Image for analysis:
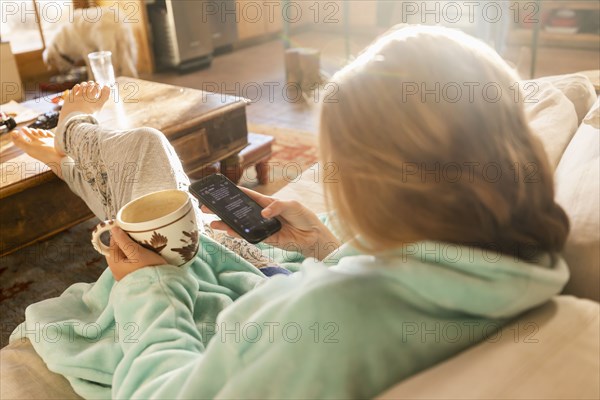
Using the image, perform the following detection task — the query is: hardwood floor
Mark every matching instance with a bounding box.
[144,31,375,135]
[145,30,598,138]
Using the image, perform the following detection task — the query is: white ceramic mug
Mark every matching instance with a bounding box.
[91,189,199,267]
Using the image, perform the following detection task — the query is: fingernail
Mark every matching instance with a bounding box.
[262,209,271,217]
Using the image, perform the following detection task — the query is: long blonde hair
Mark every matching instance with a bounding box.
[320,25,569,260]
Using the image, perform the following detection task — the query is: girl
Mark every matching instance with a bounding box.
[11,26,569,399]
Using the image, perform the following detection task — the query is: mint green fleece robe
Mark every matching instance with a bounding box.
[11,231,568,399]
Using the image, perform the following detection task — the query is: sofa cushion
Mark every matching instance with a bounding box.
[555,98,600,301]
[377,295,600,399]
[0,339,81,399]
[523,81,578,169]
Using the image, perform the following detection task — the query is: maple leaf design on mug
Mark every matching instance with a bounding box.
[141,231,168,253]
[171,224,200,262]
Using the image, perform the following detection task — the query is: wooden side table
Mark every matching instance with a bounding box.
[0,77,250,256]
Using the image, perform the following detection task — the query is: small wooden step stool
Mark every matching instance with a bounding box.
[221,132,274,184]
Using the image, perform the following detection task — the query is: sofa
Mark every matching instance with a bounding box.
[1,74,598,399]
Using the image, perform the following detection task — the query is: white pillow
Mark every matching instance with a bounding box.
[523,81,578,170]
[555,98,600,301]
[538,73,597,125]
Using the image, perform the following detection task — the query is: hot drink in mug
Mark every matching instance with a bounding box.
[91,189,199,266]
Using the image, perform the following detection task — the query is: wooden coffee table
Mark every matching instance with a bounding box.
[0,77,249,256]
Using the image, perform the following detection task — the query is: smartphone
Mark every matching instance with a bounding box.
[190,173,282,244]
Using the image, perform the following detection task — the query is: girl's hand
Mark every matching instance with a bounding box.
[205,187,341,260]
[106,227,167,281]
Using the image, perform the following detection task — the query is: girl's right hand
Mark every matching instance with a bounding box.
[205,187,341,261]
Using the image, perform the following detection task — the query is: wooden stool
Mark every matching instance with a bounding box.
[221,133,274,184]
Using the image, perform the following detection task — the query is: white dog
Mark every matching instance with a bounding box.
[43,7,138,78]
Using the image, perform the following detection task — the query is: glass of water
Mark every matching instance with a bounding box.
[88,51,116,87]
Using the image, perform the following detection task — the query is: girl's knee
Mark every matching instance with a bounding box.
[138,128,168,145]
[124,128,171,154]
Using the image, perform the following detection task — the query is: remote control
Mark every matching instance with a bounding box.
[28,111,60,130]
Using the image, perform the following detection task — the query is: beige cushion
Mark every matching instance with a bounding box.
[555,98,600,302]
[539,73,597,125]
[0,339,81,399]
[523,81,578,169]
[378,295,600,400]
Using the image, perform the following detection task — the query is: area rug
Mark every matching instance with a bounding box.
[0,125,318,346]
[242,123,318,195]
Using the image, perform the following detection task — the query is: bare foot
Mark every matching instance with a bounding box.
[57,81,111,127]
[11,128,65,179]
[56,81,111,155]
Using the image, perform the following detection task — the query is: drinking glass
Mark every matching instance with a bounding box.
[88,51,116,87]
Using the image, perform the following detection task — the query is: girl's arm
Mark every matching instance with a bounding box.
[110,262,351,399]
[106,227,343,398]
[111,266,210,398]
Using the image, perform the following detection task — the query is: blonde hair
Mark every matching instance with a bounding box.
[320,25,569,260]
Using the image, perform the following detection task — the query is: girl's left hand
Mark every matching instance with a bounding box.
[106,227,167,281]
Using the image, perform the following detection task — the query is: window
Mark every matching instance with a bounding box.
[0,0,78,54]
[0,0,44,53]
[36,0,79,48]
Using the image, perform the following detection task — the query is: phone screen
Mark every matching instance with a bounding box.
[190,174,281,243]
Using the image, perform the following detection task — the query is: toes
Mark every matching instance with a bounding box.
[67,84,81,101]
[21,127,37,141]
[10,131,29,146]
[20,127,52,140]
[82,82,99,101]
[99,86,111,103]
[78,83,90,100]
[39,129,53,138]
[30,128,45,138]
[78,82,88,97]
[90,84,100,99]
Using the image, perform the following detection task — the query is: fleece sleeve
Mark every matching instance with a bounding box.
[110,261,361,399]
[110,265,236,399]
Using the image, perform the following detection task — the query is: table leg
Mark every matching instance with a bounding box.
[220,154,243,183]
[256,158,270,185]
